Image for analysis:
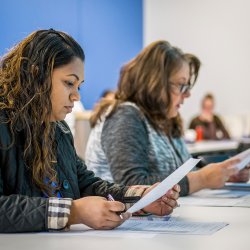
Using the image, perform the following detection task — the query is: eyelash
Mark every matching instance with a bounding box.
[65,81,74,87]
[64,80,81,91]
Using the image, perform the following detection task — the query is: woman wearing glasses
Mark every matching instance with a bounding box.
[85,40,248,196]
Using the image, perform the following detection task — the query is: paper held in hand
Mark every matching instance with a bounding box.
[230,148,250,170]
[126,158,200,214]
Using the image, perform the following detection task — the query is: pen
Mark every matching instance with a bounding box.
[107,194,124,219]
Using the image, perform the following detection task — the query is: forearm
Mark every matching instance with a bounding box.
[0,195,48,233]
[187,171,206,194]
[0,195,72,233]
[67,185,149,228]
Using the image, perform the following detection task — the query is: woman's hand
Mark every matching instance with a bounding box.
[67,196,130,230]
[142,184,180,216]
[228,165,250,183]
[200,158,239,189]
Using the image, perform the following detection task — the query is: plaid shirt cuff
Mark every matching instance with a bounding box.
[47,197,72,231]
[124,185,150,215]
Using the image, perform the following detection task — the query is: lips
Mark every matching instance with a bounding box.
[65,106,73,113]
[177,102,184,109]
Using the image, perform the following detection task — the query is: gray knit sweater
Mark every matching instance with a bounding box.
[85,102,191,196]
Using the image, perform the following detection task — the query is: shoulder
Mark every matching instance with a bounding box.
[213,114,223,123]
[104,102,146,131]
[102,102,148,137]
[108,102,144,122]
[189,116,200,127]
[190,116,200,123]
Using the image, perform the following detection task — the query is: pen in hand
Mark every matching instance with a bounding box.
[107,194,124,219]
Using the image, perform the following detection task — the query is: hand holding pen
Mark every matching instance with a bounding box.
[107,194,125,219]
[67,196,129,230]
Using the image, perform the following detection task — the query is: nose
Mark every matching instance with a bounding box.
[70,91,80,102]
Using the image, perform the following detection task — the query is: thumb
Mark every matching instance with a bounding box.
[108,201,125,212]
[121,212,132,220]
[224,157,241,167]
[226,166,239,176]
[143,182,160,196]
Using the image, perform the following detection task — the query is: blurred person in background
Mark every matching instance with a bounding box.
[85,41,249,196]
[189,93,230,140]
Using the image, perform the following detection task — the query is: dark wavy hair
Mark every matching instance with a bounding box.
[91,40,200,135]
[0,29,84,195]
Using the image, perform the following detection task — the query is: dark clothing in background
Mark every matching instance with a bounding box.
[189,115,230,140]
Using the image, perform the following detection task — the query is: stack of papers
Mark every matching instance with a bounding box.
[224,182,250,191]
[116,218,228,235]
[179,189,250,207]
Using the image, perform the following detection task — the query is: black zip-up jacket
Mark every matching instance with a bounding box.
[0,120,129,233]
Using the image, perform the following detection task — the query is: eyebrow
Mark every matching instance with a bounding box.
[67,74,84,83]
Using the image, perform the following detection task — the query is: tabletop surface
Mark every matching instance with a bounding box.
[1,205,249,250]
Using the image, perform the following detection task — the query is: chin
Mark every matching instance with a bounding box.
[168,112,178,119]
[58,116,66,121]
[50,115,66,122]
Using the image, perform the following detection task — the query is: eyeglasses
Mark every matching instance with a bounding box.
[169,82,193,95]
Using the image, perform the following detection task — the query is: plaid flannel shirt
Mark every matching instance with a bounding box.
[47,185,149,230]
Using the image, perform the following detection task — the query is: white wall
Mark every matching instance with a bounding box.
[144,0,250,136]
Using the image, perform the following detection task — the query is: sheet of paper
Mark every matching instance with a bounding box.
[191,188,250,198]
[179,196,240,207]
[234,196,250,207]
[117,219,228,235]
[126,158,200,213]
[231,148,250,170]
[224,182,250,190]
[179,194,250,207]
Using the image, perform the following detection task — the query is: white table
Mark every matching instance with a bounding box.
[1,205,249,250]
[187,140,239,155]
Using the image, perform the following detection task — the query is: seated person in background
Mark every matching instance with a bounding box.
[85,40,250,196]
[189,93,230,140]
[0,30,180,233]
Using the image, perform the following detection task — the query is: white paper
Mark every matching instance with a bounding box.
[127,158,200,213]
[234,196,250,207]
[179,196,240,207]
[231,148,250,170]
[192,188,250,198]
[224,182,250,190]
[179,194,250,207]
[114,219,228,235]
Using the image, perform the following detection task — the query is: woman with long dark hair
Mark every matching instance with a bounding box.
[0,30,179,233]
